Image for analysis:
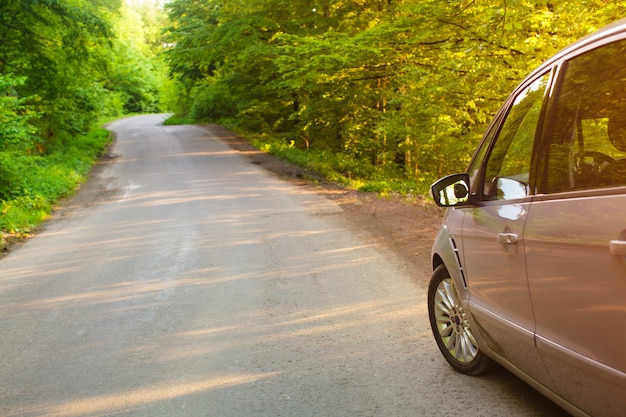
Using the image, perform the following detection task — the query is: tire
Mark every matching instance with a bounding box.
[428,264,493,375]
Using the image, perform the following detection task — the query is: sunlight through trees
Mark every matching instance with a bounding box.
[2,0,626,239]
[163,0,626,186]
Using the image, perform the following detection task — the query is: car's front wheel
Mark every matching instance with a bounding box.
[428,264,492,375]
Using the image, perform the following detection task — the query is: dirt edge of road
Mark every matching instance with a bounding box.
[205,124,444,288]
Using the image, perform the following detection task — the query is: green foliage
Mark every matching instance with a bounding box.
[108,3,166,113]
[0,127,112,235]
[0,0,169,149]
[248,134,430,195]
[163,114,194,126]
[109,40,160,113]
[0,0,114,144]
[0,195,51,235]
[0,0,171,238]
[0,152,25,200]
[0,75,40,152]
[164,0,626,193]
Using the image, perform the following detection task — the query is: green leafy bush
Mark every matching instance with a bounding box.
[0,127,112,237]
[0,195,50,234]
[249,134,432,195]
[0,75,40,152]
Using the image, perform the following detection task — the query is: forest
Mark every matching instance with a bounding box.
[163,0,626,191]
[1,0,625,244]
[0,0,172,242]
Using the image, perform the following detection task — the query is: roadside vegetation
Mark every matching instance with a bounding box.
[2,0,625,248]
[0,0,171,249]
[162,0,626,194]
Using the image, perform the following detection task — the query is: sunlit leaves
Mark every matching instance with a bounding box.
[164,0,626,186]
[0,75,40,152]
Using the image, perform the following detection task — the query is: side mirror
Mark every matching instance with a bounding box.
[431,173,470,207]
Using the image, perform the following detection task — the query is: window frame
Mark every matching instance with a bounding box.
[470,70,553,205]
[535,33,626,198]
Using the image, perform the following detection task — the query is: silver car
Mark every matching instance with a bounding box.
[429,19,626,417]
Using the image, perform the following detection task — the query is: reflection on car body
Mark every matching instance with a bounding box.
[429,18,626,417]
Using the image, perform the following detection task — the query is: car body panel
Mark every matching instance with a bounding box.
[524,193,626,415]
[460,201,554,388]
[432,209,466,288]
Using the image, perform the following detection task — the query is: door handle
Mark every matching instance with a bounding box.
[610,229,626,256]
[609,239,626,256]
[497,232,519,245]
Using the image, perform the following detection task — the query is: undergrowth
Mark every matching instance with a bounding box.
[247,134,432,197]
[0,127,112,250]
[164,114,433,198]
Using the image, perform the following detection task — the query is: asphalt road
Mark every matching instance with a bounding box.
[0,115,569,416]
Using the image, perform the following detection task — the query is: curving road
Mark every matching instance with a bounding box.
[0,115,568,416]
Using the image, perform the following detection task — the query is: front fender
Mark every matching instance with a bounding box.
[431,208,467,298]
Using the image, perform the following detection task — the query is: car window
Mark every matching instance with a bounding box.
[482,73,550,200]
[544,39,626,193]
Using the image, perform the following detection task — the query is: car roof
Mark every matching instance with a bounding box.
[522,18,626,85]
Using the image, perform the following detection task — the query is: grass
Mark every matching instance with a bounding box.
[163,114,195,126]
[0,126,112,250]
[247,134,433,197]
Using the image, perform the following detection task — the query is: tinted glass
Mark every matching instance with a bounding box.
[482,73,550,200]
[545,39,626,193]
[466,121,497,195]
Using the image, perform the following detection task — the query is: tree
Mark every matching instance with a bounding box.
[164,0,626,187]
[0,0,115,146]
[0,75,38,152]
[107,3,164,113]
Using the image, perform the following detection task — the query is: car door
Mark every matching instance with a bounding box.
[526,38,626,416]
[460,71,554,387]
